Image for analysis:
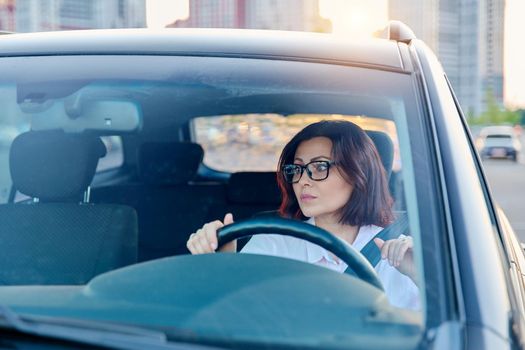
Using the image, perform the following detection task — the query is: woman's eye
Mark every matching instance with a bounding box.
[285,166,301,174]
[315,163,328,171]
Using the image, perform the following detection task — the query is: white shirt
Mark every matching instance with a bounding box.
[240,218,420,311]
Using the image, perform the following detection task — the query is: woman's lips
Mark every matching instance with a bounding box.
[300,194,317,202]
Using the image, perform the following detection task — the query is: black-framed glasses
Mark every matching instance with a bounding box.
[281,160,336,184]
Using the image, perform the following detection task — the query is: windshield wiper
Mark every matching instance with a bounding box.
[0,305,220,350]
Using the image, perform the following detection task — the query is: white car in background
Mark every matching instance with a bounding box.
[477,125,521,161]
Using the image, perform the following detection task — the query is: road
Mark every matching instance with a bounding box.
[470,126,525,242]
[483,158,525,241]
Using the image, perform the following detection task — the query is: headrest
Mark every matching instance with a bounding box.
[10,130,107,201]
[366,130,394,179]
[227,172,281,204]
[139,142,204,185]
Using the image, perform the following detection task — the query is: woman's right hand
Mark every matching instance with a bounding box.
[186,213,236,254]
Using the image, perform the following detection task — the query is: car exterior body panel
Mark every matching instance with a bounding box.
[412,41,515,347]
[0,29,405,71]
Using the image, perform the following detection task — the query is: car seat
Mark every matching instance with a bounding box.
[0,130,138,285]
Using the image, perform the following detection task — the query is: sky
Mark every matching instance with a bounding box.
[146,0,525,109]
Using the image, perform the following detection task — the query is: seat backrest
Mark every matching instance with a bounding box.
[365,130,394,179]
[220,171,281,220]
[138,142,204,186]
[2,130,138,285]
[203,171,281,251]
[365,130,405,208]
[92,142,225,261]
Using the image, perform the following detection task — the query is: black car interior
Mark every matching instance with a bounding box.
[3,119,399,284]
[90,126,396,260]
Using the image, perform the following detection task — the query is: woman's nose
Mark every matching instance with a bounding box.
[297,171,313,186]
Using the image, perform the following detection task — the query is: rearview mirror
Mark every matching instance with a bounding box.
[20,86,143,133]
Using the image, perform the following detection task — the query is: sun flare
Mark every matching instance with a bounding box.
[319,0,388,38]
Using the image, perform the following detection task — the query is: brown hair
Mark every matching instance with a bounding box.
[277,120,394,227]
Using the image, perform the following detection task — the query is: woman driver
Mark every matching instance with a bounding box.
[187,120,419,310]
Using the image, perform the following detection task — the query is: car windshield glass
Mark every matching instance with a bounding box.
[486,135,511,138]
[0,54,425,348]
[485,134,513,146]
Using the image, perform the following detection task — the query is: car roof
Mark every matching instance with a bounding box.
[480,125,515,136]
[0,28,408,72]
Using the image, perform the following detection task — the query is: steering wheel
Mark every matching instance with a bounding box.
[217,217,384,291]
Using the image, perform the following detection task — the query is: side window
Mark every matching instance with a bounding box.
[192,114,400,172]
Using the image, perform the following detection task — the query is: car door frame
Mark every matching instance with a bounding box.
[411,39,517,348]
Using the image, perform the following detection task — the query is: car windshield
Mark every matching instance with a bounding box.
[485,134,513,146]
[0,54,426,349]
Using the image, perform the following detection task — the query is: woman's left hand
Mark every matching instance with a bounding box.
[374,236,416,282]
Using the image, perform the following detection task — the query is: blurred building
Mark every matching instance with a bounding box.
[171,0,245,28]
[0,0,15,32]
[245,0,330,32]
[2,0,145,32]
[169,0,331,33]
[389,0,504,117]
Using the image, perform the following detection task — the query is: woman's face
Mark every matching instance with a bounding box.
[292,136,354,222]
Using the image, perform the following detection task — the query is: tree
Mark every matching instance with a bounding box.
[468,89,519,125]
